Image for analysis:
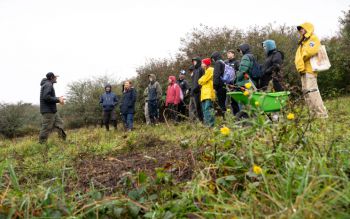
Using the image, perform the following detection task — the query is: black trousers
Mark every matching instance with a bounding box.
[193,93,203,121]
[230,97,240,115]
[167,104,179,121]
[259,73,284,92]
[216,87,227,113]
[103,111,117,130]
[177,101,187,120]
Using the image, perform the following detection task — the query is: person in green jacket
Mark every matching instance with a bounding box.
[235,43,256,88]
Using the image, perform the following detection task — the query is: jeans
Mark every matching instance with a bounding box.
[122,113,134,130]
[201,99,215,127]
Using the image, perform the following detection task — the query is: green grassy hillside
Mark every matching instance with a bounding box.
[0,97,349,218]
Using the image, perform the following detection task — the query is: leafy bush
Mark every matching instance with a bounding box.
[0,102,40,138]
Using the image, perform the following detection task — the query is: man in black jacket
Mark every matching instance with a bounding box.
[211,51,226,118]
[190,57,204,121]
[260,40,284,91]
[225,50,240,72]
[39,72,66,144]
[177,70,190,119]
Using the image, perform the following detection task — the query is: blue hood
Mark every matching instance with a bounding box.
[262,40,276,54]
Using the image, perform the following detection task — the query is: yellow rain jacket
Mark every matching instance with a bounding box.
[294,22,321,75]
[198,67,216,102]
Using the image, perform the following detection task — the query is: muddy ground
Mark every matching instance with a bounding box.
[71,133,203,193]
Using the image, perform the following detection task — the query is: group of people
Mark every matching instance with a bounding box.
[99,81,137,132]
[134,40,286,127]
[38,22,328,143]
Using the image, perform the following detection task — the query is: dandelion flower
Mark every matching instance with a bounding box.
[243,90,250,96]
[245,82,252,89]
[253,164,262,175]
[287,113,295,120]
[220,126,230,136]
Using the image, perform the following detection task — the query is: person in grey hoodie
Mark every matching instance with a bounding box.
[39,72,66,144]
[100,84,118,131]
[144,74,162,124]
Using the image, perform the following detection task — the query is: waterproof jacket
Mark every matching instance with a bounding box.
[191,57,204,96]
[295,22,320,75]
[40,78,59,114]
[120,87,137,114]
[166,76,181,106]
[235,44,254,87]
[262,49,283,76]
[100,86,118,112]
[177,79,190,97]
[146,74,162,101]
[211,52,225,90]
[198,67,216,102]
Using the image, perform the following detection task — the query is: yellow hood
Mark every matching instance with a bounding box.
[298,22,314,39]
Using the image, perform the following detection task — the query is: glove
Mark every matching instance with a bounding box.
[244,73,250,80]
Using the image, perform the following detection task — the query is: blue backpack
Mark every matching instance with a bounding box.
[247,54,263,80]
[219,60,236,84]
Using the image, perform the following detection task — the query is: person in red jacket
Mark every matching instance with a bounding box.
[165,75,182,121]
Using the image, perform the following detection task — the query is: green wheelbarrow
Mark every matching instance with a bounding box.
[227,91,290,112]
[227,91,290,120]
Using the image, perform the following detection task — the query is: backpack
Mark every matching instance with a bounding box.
[246,54,263,80]
[219,60,236,84]
[278,50,285,62]
[174,83,184,101]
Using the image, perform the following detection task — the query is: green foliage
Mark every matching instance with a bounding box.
[319,9,350,94]
[0,102,40,138]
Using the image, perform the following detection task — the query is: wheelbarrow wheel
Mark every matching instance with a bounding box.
[235,111,249,120]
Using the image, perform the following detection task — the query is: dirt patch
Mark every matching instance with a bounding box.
[71,143,200,193]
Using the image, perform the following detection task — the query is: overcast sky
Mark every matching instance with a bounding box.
[0,0,348,104]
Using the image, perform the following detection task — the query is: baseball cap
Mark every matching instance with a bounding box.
[46,72,59,79]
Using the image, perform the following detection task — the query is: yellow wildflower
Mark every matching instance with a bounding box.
[245,82,252,89]
[220,126,230,136]
[255,101,260,107]
[253,164,262,175]
[287,113,295,120]
[243,90,250,96]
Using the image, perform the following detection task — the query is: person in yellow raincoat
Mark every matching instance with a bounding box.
[198,58,216,127]
[295,22,328,118]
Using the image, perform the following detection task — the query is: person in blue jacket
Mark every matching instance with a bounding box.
[120,80,137,131]
[99,84,118,131]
